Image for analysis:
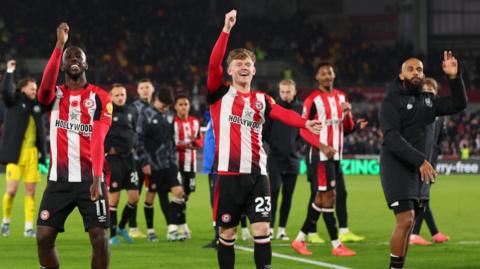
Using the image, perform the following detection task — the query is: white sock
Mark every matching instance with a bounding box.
[269,228,274,235]
[242,227,250,234]
[339,228,349,235]
[331,239,341,248]
[147,228,155,234]
[130,227,138,232]
[2,218,10,224]
[278,227,286,235]
[295,231,306,242]
[168,224,177,233]
[308,232,318,236]
[25,222,33,231]
[179,224,190,233]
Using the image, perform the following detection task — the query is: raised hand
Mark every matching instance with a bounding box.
[442,50,458,79]
[56,22,69,49]
[223,10,237,33]
[6,60,16,73]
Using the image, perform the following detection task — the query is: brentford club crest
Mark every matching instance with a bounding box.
[255,100,264,110]
[40,210,50,221]
[83,98,95,109]
[222,213,231,223]
[71,100,80,108]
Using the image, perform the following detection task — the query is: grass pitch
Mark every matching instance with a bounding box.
[0,173,478,268]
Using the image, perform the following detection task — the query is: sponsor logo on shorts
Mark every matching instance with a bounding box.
[221,214,231,223]
[390,201,400,207]
[40,210,50,220]
[150,183,157,190]
[111,182,118,188]
[261,211,269,218]
[330,180,336,187]
[98,215,107,223]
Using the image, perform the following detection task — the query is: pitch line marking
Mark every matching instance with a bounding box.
[235,246,353,269]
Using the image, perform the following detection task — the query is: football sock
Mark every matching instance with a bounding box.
[128,202,138,228]
[254,235,272,269]
[2,193,13,222]
[322,209,339,241]
[295,231,306,242]
[24,195,35,226]
[144,202,154,229]
[169,198,185,225]
[240,215,247,228]
[390,254,405,269]
[301,203,322,234]
[109,205,118,237]
[119,203,136,229]
[218,236,235,269]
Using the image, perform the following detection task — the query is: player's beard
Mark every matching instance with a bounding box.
[404,77,424,93]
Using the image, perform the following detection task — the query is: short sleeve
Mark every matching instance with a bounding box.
[94,89,113,126]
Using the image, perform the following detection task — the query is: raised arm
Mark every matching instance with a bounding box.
[207,10,236,92]
[1,60,18,107]
[434,51,467,116]
[38,23,69,105]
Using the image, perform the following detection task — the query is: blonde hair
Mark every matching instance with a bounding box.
[424,77,438,94]
[227,48,256,65]
[278,79,296,87]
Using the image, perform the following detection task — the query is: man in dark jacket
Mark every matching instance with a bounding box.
[136,88,186,242]
[409,77,450,246]
[105,84,139,246]
[265,79,303,241]
[1,60,47,238]
[379,51,467,269]
[128,78,154,238]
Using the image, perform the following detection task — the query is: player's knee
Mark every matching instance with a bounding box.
[397,215,415,230]
[251,222,270,236]
[128,196,139,205]
[172,187,185,199]
[89,229,108,249]
[219,227,237,240]
[37,231,55,249]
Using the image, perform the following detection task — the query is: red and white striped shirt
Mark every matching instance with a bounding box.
[301,89,354,161]
[46,85,112,182]
[37,48,112,183]
[174,116,203,172]
[207,32,308,176]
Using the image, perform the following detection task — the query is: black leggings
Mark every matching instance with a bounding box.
[269,173,298,228]
[412,200,439,236]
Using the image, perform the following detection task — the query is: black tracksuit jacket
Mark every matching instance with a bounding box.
[379,75,467,204]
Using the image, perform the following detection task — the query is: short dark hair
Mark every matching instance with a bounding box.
[17,78,36,91]
[174,93,191,104]
[110,83,125,92]
[153,87,174,106]
[315,61,334,73]
[137,78,153,85]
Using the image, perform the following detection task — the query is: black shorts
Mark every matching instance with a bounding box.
[307,160,339,192]
[214,174,271,228]
[388,199,425,215]
[146,166,181,193]
[106,154,139,192]
[179,171,196,195]
[37,181,109,232]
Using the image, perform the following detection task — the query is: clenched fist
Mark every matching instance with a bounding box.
[56,22,69,48]
[223,10,237,33]
[6,60,16,73]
